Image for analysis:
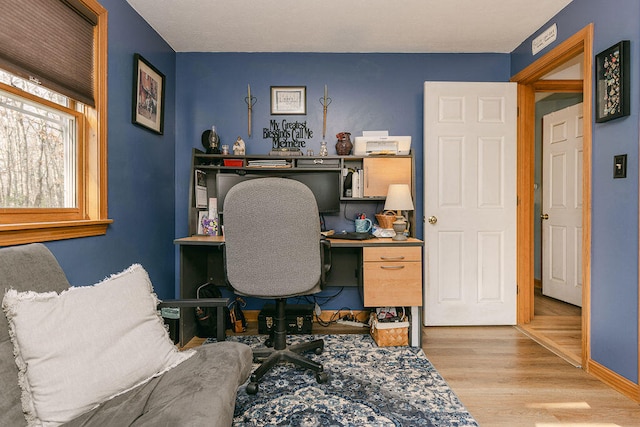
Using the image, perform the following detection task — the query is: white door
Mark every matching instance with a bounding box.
[541,103,583,307]
[423,82,517,326]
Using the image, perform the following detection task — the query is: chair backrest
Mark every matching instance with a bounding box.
[0,243,71,426]
[223,177,322,298]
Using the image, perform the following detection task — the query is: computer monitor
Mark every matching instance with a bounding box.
[291,172,341,214]
[215,172,341,215]
[215,173,253,213]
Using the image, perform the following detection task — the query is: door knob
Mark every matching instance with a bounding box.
[540,213,549,220]
[428,216,438,225]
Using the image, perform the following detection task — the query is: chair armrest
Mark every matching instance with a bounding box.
[158,298,229,342]
[158,298,229,308]
[320,238,331,284]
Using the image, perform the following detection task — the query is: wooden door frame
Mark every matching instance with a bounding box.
[511,24,593,368]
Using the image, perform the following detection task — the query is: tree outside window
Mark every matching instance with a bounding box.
[0,71,77,209]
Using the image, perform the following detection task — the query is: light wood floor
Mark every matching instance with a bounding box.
[423,292,640,425]
[517,288,582,366]
[423,326,640,426]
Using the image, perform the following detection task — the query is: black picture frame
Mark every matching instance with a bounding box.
[132,53,165,134]
[270,86,307,115]
[595,40,630,123]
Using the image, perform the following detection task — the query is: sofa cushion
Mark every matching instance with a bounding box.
[2,264,195,426]
[64,341,253,427]
[0,243,72,427]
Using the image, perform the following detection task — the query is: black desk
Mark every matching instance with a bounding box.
[174,235,423,347]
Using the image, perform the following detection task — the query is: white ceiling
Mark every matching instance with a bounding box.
[126,0,573,53]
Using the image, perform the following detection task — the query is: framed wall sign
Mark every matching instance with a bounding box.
[132,53,165,134]
[595,40,630,123]
[270,86,306,115]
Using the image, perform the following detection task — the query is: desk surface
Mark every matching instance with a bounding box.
[174,235,423,247]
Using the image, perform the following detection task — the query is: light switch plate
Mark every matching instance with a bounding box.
[614,154,627,179]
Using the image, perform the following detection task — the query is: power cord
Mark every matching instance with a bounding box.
[297,288,344,307]
[315,307,373,328]
[294,291,373,327]
[313,306,352,327]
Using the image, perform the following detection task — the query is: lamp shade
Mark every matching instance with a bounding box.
[383,184,414,211]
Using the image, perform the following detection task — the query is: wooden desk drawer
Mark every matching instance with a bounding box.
[363,246,421,262]
[363,261,422,307]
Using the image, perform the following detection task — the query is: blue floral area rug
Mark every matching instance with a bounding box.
[207,334,478,427]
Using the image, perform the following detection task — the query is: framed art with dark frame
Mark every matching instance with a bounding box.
[595,40,630,123]
[132,53,165,134]
[270,86,306,115]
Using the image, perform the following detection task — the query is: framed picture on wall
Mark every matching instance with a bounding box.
[270,86,306,115]
[595,40,630,123]
[132,53,165,134]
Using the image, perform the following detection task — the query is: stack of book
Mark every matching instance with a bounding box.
[351,168,364,198]
[246,159,292,168]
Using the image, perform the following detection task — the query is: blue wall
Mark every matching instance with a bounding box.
[175,53,510,309]
[44,0,178,299]
[513,0,640,382]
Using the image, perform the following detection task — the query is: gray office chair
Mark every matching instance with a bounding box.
[222,177,331,394]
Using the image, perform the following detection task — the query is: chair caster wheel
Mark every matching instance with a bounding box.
[246,382,259,395]
[265,339,273,348]
[316,372,329,384]
[314,347,323,355]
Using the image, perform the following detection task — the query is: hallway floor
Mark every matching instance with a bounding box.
[517,288,582,366]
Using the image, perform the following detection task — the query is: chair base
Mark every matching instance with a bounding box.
[245,298,328,395]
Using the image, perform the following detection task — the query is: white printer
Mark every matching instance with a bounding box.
[353,132,411,156]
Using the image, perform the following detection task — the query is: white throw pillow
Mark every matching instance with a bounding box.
[2,264,195,427]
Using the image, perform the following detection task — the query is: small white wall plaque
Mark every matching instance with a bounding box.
[532,24,557,55]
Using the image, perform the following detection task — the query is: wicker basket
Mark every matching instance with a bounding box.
[375,211,396,229]
[369,313,409,347]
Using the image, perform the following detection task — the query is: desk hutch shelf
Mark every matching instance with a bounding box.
[188,148,416,236]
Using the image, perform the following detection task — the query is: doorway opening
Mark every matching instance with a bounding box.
[512,24,593,368]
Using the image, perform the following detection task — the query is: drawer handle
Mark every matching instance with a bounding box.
[314,159,324,164]
[380,265,405,270]
[380,256,405,260]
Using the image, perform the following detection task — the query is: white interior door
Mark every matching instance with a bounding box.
[541,103,583,307]
[423,82,517,326]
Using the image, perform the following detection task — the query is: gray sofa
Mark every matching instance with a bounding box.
[0,243,252,426]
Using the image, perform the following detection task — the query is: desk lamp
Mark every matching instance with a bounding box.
[383,184,414,241]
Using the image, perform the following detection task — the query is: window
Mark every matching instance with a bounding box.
[0,73,78,209]
[0,0,111,246]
